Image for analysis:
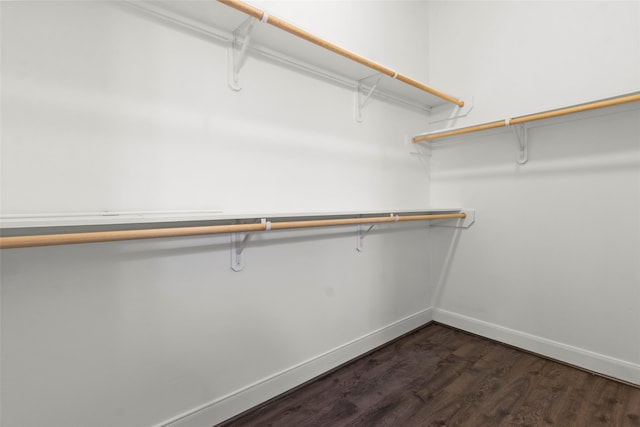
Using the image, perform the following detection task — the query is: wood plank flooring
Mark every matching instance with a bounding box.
[218,323,640,426]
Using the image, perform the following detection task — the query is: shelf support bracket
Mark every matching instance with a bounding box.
[430,209,476,229]
[428,97,474,125]
[355,74,383,122]
[509,122,528,165]
[230,231,251,271]
[355,214,398,251]
[356,224,375,252]
[408,135,432,158]
[230,219,270,272]
[228,16,258,91]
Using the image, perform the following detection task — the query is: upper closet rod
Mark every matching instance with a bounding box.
[413,92,640,143]
[0,212,466,249]
[217,0,464,107]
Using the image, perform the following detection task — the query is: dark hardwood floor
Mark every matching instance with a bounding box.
[218,323,640,426]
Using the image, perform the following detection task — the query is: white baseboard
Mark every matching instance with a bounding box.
[159,308,433,427]
[433,308,640,386]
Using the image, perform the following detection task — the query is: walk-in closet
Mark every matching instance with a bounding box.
[1,1,639,426]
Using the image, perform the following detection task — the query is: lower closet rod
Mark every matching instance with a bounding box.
[0,212,466,249]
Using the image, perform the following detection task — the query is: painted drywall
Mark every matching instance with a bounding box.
[0,1,433,215]
[251,0,431,81]
[1,225,434,427]
[0,2,438,427]
[427,0,640,123]
[427,0,640,384]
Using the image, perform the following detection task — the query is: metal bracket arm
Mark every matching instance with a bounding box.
[355,224,375,252]
[408,135,432,158]
[429,209,476,229]
[507,121,528,165]
[428,96,474,125]
[230,219,270,272]
[230,232,251,271]
[355,73,383,122]
[228,16,258,91]
[355,214,398,251]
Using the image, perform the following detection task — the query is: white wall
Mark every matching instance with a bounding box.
[0,2,437,427]
[427,0,640,122]
[427,0,640,384]
[0,1,432,215]
[253,0,431,82]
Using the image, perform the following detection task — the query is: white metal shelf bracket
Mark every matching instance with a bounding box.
[355,224,375,252]
[507,120,528,164]
[230,219,270,271]
[408,135,432,158]
[430,209,476,229]
[428,97,474,125]
[356,214,398,251]
[355,74,383,122]
[230,231,250,271]
[228,16,258,91]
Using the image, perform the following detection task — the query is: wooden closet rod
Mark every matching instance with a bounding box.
[413,92,640,143]
[0,213,466,249]
[217,0,464,107]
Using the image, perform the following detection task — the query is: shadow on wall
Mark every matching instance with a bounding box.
[429,224,465,309]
